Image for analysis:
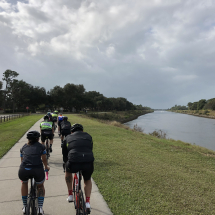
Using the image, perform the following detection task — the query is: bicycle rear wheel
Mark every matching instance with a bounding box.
[46,139,50,160]
[26,197,31,215]
[80,189,87,215]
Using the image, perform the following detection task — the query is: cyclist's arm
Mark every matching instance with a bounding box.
[20,148,23,162]
[41,154,49,170]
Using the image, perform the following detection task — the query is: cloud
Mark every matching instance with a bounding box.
[0,0,215,108]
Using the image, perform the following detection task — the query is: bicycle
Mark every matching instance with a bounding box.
[63,165,89,215]
[26,171,48,215]
[45,138,50,160]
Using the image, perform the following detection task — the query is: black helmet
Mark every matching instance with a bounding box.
[44,115,49,120]
[71,123,83,132]
[27,130,40,140]
[63,116,68,121]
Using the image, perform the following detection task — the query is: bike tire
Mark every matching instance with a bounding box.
[31,199,37,215]
[46,139,49,160]
[80,189,87,215]
[26,197,31,215]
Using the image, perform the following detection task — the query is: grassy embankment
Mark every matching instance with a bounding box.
[170,109,215,119]
[68,114,215,215]
[0,114,43,159]
[1,114,215,214]
[87,110,153,123]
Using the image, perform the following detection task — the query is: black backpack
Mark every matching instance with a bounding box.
[61,121,71,131]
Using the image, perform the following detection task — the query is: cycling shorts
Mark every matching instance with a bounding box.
[58,121,63,127]
[65,161,94,181]
[41,130,53,142]
[18,167,45,184]
[61,130,70,137]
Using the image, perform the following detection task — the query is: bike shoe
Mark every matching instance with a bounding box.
[86,202,91,214]
[22,206,26,214]
[49,146,52,153]
[38,207,44,215]
[67,195,73,202]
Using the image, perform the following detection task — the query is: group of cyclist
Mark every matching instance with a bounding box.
[18,110,94,215]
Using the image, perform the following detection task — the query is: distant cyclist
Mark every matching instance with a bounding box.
[58,113,64,136]
[60,116,71,144]
[40,115,54,152]
[51,110,58,130]
[18,130,50,215]
[62,123,94,213]
[47,112,53,122]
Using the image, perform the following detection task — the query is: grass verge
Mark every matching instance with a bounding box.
[68,114,215,215]
[0,114,43,158]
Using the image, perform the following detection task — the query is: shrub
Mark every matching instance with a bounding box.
[133,124,144,132]
[149,129,167,139]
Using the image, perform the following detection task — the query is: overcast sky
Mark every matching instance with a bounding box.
[0,0,215,109]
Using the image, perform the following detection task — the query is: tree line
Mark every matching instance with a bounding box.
[170,98,215,111]
[0,69,151,113]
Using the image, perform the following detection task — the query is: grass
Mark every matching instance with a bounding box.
[0,114,43,158]
[67,114,215,215]
[172,109,215,118]
[2,114,215,214]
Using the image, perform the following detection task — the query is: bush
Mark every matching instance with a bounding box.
[133,124,144,132]
[149,130,167,139]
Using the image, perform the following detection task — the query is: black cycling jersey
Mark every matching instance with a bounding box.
[62,131,94,163]
[20,142,46,168]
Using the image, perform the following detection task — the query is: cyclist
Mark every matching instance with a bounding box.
[47,112,53,122]
[62,123,94,213]
[18,130,50,215]
[58,113,64,136]
[51,110,58,130]
[40,115,54,152]
[60,116,71,144]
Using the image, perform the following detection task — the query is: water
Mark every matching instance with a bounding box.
[125,111,215,151]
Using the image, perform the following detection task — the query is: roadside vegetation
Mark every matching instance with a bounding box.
[0,114,43,158]
[69,114,215,214]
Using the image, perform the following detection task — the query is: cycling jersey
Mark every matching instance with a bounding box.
[58,115,64,122]
[40,121,53,130]
[62,131,94,163]
[20,142,46,168]
[61,121,71,131]
[52,113,58,122]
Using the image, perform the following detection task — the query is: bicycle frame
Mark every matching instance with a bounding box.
[73,171,87,215]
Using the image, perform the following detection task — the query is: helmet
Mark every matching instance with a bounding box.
[47,112,52,117]
[44,115,49,120]
[54,110,58,113]
[27,130,40,140]
[71,123,83,132]
[63,116,68,121]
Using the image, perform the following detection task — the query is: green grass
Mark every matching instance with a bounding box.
[0,114,43,158]
[67,114,215,215]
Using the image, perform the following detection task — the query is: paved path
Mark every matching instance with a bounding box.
[0,118,113,215]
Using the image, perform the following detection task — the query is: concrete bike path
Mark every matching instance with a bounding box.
[0,118,113,215]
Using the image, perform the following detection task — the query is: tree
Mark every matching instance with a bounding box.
[2,69,19,112]
[0,81,3,108]
[197,99,206,110]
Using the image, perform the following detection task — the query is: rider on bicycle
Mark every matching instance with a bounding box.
[40,115,54,152]
[60,116,71,144]
[18,130,50,215]
[58,113,64,136]
[51,110,58,128]
[62,123,94,213]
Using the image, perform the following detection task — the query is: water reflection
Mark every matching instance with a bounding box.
[125,111,215,151]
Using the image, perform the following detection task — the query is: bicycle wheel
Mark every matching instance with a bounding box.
[26,197,31,215]
[80,189,87,215]
[46,139,49,160]
[31,199,37,215]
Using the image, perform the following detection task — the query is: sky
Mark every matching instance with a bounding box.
[0,0,215,109]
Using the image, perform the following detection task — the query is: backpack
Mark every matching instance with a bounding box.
[61,121,71,131]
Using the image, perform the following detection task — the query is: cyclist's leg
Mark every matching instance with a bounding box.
[40,131,46,145]
[48,132,54,152]
[34,168,45,214]
[18,167,29,213]
[82,162,94,211]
